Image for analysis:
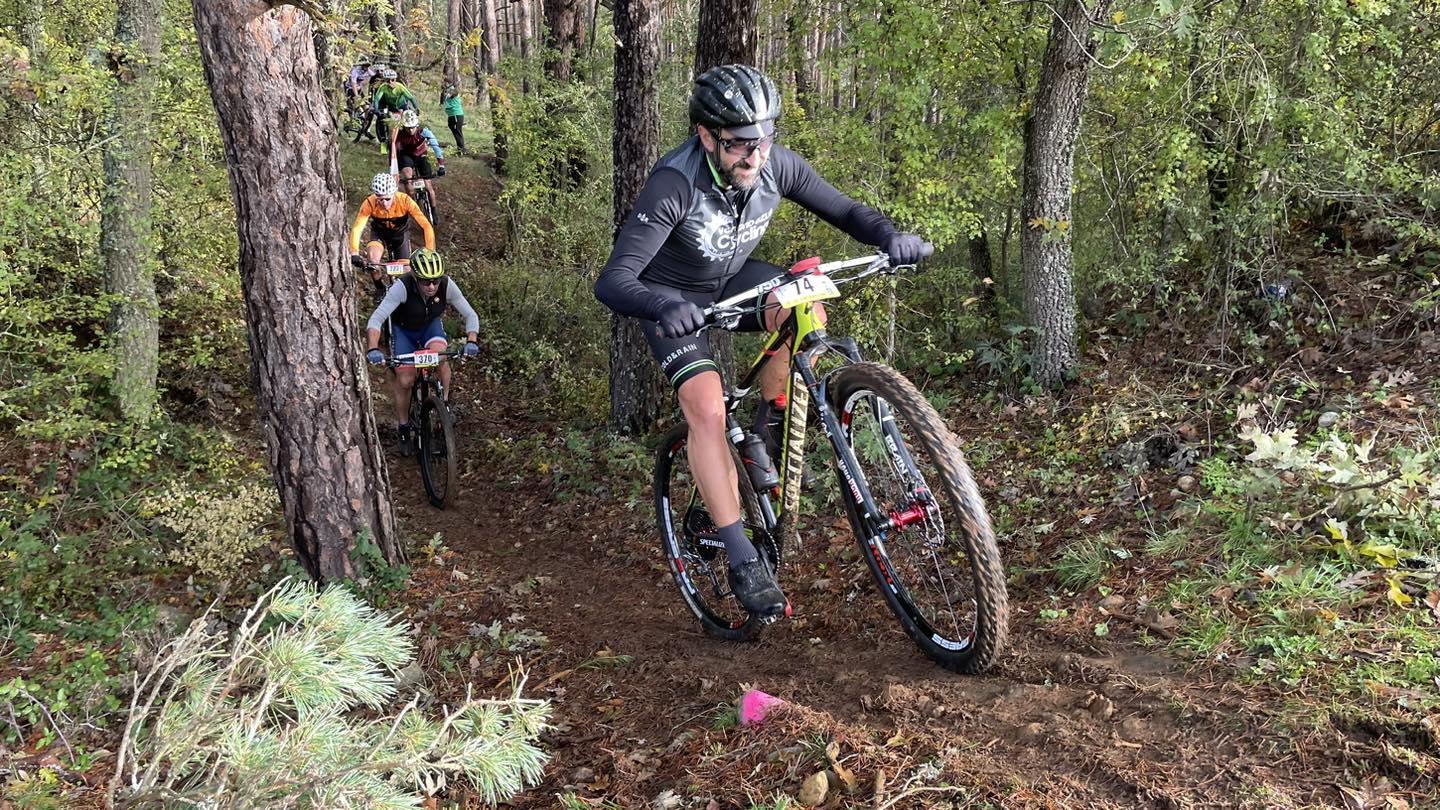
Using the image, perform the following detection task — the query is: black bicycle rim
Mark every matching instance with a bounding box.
[418,394,457,508]
[655,424,775,641]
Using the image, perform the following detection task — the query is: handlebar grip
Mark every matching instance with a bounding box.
[919,241,935,259]
[350,254,366,268]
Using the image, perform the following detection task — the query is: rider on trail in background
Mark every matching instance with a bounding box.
[390,109,446,223]
[365,249,480,454]
[349,172,436,298]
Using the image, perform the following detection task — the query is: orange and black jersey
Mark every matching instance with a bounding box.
[348,192,436,252]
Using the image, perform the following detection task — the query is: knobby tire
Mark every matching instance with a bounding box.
[830,362,1008,674]
[656,422,779,641]
[418,392,457,508]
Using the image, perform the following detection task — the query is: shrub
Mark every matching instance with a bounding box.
[142,480,280,581]
[111,579,550,808]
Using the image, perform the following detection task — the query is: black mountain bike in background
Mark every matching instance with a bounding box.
[386,349,460,508]
[655,250,1009,674]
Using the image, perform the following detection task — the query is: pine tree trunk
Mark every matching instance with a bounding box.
[21,0,44,64]
[445,0,463,89]
[694,0,757,73]
[609,0,666,435]
[483,0,502,68]
[543,0,582,82]
[103,0,161,424]
[191,0,401,582]
[312,0,341,112]
[388,0,407,69]
[518,0,533,92]
[1020,0,1111,389]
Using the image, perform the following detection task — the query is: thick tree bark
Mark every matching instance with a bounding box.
[482,0,502,69]
[191,0,401,581]
[312,0,341,112]
[543,0,583,82]
[445,0,463,89]
[1020,0,1112,389]
[104,0,162,424]
[387,0,407,69]
[694,0,757,73]
[609,0,666,435]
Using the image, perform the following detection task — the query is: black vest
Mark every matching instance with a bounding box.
[395,275,448,330]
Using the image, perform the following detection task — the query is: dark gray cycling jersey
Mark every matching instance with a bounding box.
[594,136,898,321]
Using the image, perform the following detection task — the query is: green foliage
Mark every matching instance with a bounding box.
[142,480,279,581]
[113,579,550,808]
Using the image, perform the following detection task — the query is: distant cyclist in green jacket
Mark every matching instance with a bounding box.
[372,69,418,153]
[441,83,467,154]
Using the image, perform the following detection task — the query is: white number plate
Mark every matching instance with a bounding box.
[385,262,407,276]
[773,274,840,308]
[411,179,426,189]
[411,351,440,367]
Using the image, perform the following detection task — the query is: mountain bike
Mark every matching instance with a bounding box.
[655,251,1009,674]
[344,103,377,143]
[386,348,461,508]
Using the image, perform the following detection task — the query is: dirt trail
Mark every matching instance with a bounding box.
[363,144,1368,809]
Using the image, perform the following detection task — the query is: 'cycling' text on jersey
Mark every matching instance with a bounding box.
[697,209,776,262]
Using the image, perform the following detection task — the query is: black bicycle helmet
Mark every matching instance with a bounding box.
[689,64,781,131]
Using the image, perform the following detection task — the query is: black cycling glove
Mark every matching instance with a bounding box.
[884,234,931,265]
[655,300,706,339]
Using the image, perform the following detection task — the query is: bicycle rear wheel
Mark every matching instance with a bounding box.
[656,422,779,641]
[830,362,1008,674]
[418,391,457,508]
[416,186,436,226]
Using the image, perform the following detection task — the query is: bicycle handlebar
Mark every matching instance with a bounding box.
[384,349,466,368]
[699,244,933,330]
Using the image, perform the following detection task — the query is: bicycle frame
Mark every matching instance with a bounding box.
[708,254,908,547]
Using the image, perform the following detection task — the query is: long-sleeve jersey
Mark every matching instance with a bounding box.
[348,192,436,253]
[594,136,898,321]
[373,82,417,114]
[367,276,481,334]
[393,126,444,160]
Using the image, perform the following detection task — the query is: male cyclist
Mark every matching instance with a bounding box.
[372,69,417,153]
[593,64,928,617]
[390,110,446,223]
[365,249,480,454]
[349,172,436,299]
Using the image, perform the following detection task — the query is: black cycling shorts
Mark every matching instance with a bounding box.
[641,258,785,390]
[397,152,437,178]
[366,227,411,260]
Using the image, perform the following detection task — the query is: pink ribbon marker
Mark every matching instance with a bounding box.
[739,689,786,726]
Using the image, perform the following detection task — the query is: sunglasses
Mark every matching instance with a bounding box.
[417,277,443,286]
[377,195,395,204]
[710,128,777,157]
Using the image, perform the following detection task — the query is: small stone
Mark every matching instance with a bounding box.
[394,662,424,688]
[797,771,829,806]
[811,578,832,590]
[1084,692,1116,721]
[1177,474,1197,493]
[651,790,681,810]
[1118,716,1147,741]
[1097,594,1125,612]
[571,766,595,783]
[1018,722,1046,742]
[1318,410,1341,428]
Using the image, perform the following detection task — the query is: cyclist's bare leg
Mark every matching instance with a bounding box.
[676,370,740,527]
[429,339,451,401]
[394,366,417,425]
[366,240,386,283]
[399,166,415,196]
[758,297,827,402]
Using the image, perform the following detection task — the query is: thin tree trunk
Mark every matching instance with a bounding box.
[609,0,666,434]
[1021,0,1113,388]
[21,0,44,64]
[445,0,463,89]
[483,0,502,69]
[386,0,405,67]
[191,0,401,581]
[104,0,162,424]
[518,0,533,92]
[313,0,341,112]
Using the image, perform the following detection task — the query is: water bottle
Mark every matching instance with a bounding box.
[739,432,780,490]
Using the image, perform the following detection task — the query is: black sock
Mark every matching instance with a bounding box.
[718,519,758,568]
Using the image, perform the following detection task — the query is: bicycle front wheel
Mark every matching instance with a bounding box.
[418,392,457,508]
[830,363,1008,674]
[656,423,778,641]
